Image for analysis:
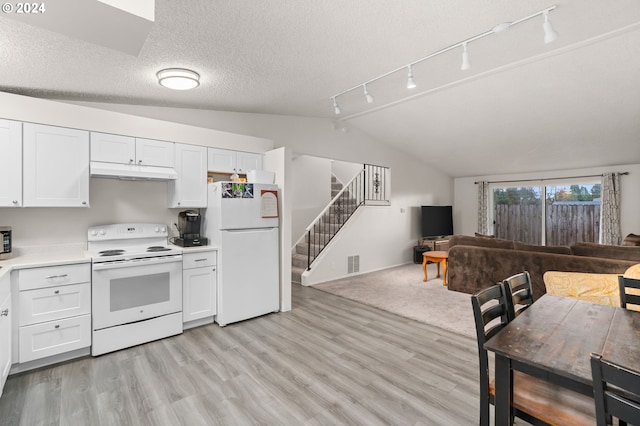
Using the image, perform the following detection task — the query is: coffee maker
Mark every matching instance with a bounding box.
[174,210,208,247]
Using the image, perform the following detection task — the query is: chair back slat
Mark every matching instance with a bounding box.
[618,276,640,310]
[591,353,640,426]
[503,271,534,320]
[471,283,512,426]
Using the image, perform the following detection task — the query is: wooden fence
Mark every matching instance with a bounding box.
[494,204,600,245]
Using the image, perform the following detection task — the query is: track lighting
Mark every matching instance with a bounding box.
[332,97,341,115]
[461,43,471,71]
[363,84,374,103]
[543,11,558,44]
[330,5,557,115]
[406,65,417,89]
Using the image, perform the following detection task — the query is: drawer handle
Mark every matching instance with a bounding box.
[45,274,68,280]
[0,309,8,317]
[194,258,207,262]
[54,290,60,294]
[54,324,60,329]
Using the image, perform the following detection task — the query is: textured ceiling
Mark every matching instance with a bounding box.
[0,0,639,177]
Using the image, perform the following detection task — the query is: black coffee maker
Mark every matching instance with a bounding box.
[175,210,208,247]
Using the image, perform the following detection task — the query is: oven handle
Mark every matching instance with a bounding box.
[92,255,183,271]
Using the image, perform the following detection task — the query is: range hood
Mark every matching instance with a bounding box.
[90,162,178,181]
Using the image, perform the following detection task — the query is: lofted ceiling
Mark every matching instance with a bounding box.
[0,0,639,177]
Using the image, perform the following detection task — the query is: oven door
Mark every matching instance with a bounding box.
[92,256,182,330]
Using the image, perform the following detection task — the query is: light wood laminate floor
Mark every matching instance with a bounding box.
[1,284,488,425]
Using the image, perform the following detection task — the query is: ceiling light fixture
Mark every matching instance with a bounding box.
[332,97,341,115]
[543,10,559,44]
[461,42,471,71]
[157,68,200,90]
[406,65,417,89]
[363,84,374,103]
[330,5,557,115]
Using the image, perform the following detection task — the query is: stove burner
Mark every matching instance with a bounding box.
[99,249,126,257]
[147,246,170,252]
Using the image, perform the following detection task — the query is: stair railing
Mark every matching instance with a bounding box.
[305,164,390,271]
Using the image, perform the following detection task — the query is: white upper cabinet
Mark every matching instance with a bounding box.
[207,148,263,174]
[135,138,174,167]
[0,119,22,207]
[91,132,174,167]
[236,152,263,173]
[23,123,89,207]
[169,143,207,208]
[90,132,135,164]
[207,148,236,173]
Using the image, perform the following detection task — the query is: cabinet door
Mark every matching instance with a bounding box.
[236,152,263,173]
[135,138,174,167]
[0,119,22,207]
[183,266,216,322]
[0,280,11,397]
[23,123,90,207]
[90,132,135,164]
[207,148,236,173]
[169,144,207,208]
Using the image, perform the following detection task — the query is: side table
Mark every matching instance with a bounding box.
[422,250,449,285]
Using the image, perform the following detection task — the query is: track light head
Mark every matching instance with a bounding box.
[332,97,341,115]
[461,43,471,71]
[492,22,511,33]
[543,11,558,44]
[406,65,417,89]
[363,84,374,103]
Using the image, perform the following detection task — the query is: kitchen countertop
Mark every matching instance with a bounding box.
[0,244,218,280]
[0,244,91,280]
[170,244,218,253]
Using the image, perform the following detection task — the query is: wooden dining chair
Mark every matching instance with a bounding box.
[502,271,534,320]
[472,284,596,426]
[590,353,640,426]
[618,275,640,311]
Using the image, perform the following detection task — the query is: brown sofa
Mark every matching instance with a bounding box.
[447,235,640,300]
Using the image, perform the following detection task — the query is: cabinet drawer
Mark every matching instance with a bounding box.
[18,263,90,291]
[19,282,91,326]
[183,251,216,269]
[19,314,91,363]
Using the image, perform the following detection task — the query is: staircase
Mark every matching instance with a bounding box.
[291,164,389,285]
[291,176,348,284]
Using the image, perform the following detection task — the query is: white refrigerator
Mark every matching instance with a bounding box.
[203,182,280,326]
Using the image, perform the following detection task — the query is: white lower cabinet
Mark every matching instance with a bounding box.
[16,263,91,365]
[0,273,11,397]
[182,250,217,326]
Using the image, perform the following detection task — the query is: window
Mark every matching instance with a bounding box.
[491,180,601,245]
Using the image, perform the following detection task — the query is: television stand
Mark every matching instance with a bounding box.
[418,236,450,252]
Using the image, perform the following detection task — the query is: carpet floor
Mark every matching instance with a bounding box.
[311,262,476,338]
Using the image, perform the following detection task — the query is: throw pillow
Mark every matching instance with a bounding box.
[622,233,640,246]
[543,271,620,306]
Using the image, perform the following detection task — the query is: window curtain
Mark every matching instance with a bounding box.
[601,173,621,245]
[477,181,490,235]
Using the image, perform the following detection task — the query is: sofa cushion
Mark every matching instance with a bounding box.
[570,242,640,262]
[448,234,514,250]
[513,241,572,255]
[622,233,640,246]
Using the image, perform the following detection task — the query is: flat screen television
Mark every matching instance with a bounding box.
[421,205,453,238]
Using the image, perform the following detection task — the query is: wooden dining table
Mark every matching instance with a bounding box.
[484,294,640,426]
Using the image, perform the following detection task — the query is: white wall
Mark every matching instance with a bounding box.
[2,178,181,246]
[454,164,640,239]
[331,160,362,186]
[67,102,454,282]
[292,156,332,245]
